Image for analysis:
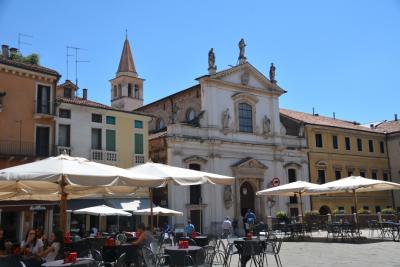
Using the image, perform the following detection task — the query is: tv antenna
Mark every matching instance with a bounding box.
[18,33,33,53]
[66,46,90,88]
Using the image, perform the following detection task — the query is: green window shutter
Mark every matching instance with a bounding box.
[106,130,116,151]
[134,133,143,154]
[134,120,143,128]
[106,116,116,125]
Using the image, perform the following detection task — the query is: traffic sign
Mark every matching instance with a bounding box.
[272,177,280,187]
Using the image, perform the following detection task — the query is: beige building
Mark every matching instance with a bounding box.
[375,115,400,211]
[281,109,392,214]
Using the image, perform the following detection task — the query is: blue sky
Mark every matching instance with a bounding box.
[1,0,399,123]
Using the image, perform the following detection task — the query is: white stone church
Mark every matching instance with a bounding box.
[113,37,309,234]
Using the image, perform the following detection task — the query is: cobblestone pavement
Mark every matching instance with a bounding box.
[223,230,400,267]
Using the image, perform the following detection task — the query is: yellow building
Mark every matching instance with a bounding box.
[281,109,392,214]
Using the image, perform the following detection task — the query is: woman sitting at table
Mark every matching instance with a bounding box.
[38,230,63,262]
[20,229,44,257]
[132,223,154,248]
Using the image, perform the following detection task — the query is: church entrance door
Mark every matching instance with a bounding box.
[240,181,255,217]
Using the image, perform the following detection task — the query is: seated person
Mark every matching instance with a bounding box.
[132,223,154,248]
[38,230,63,262]
[90,226,98,237]
[184,220,195,237]
[20,229,44,257]
[0,229,5,255]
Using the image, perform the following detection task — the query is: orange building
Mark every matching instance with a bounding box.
[0,45,60,169]
[0,44,60,240]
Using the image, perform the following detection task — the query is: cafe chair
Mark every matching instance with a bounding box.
[79,248,103,261]
[142,246,170,267]
[109,252,126,267]
[263,235,282,267]
[188,238,198,246]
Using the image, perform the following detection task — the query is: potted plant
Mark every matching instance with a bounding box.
[381,208,395,215]
[276,211,287,222]
[305,210,320,217]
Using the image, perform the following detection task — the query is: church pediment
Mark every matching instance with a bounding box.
[202,63,286,95]
[232,157,267,169]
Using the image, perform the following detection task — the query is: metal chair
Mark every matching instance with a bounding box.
[78,248,103,261]
[263,235,283,267]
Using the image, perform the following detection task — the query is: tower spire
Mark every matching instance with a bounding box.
[117,35,137,77]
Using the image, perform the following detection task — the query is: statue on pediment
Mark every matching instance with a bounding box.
[208,48,216,70]
[269,63,276,83]
[171,103,180,124]
[238,38,247,63]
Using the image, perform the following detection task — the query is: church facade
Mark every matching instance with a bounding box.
[135,41,309,234]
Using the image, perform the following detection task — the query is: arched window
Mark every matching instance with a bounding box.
[128,83,132,97]
[118,84,122,97]
[186,109,196,121]
[113,86,117,98]
[238,103,253,133]
[134,84,139,98]
[157,119,165,130]
[288,168,297,183]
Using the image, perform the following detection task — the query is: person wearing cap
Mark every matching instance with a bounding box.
[222,217,232,238]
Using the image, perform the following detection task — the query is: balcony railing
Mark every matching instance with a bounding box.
[134,154,145,165]
[91,149,117,165]
[33,100,56,118]
[0,140,55,157]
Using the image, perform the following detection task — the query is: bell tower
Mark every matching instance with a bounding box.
[110,35,144,111]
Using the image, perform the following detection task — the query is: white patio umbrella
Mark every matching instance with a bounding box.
[127,161,235,230]
[256,181,322,221]
[0,154,164,232]
[74,204,132,216]
[133,206,183,216]
[133,206,183,228]
[305,176,400,222]
[73,205,131,232]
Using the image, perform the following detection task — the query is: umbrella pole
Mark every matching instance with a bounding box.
[60,175,68,234]
[117,215,119,233]
[299,192,304,223]
[149,188,154,232]
[353,189,358,224]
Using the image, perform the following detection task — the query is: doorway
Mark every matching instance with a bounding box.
[240,182,255,217]
[189,209,202,233]
[36,126,50,157]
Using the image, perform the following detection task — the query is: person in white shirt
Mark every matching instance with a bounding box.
[39,230,63,262]
[20,229,44,257]
[222,217,232,238]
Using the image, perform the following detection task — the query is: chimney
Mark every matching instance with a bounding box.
[9,47,18,57]
[82,88,88,100]
[1,45,9,58]
[395,114,398,121]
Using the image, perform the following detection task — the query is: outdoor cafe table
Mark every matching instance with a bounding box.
[164,245,203,267]
[102,243,140,264]
[42,258,97,267]
[194,236,208,247]
[234,238,267,267]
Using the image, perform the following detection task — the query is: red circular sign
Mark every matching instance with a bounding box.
[272,177,280,187]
